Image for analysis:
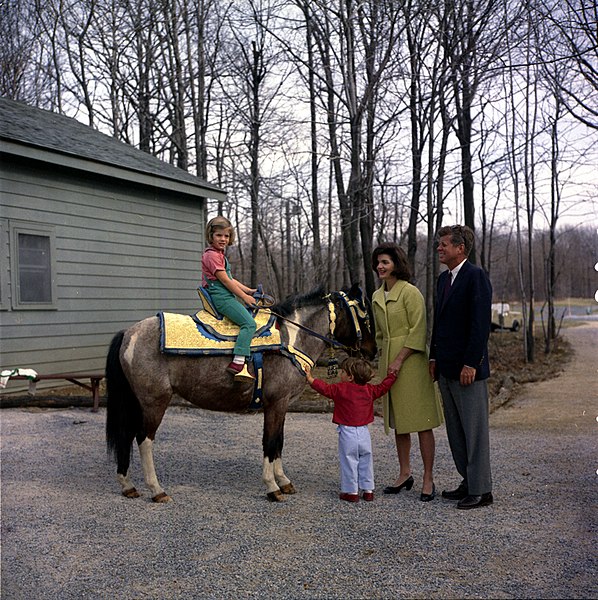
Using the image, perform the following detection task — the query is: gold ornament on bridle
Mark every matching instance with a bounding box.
[323,291,370,378]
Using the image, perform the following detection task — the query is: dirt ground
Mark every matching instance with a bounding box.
[490,321,597,431]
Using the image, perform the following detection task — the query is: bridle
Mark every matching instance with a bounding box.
[267,290,371,355]
[325,291,371,354]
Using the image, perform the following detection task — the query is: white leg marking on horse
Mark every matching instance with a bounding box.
[122,331,138,367]
[117,470,136,493]
[139,438,166,498]
[273,458,291,487]
[262,457,279,493]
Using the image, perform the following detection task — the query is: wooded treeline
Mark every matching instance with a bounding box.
[2,0,597,359]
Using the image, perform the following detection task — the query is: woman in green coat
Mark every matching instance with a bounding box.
[372,243,443,501]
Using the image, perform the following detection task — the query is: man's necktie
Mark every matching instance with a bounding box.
[441,272,451,307]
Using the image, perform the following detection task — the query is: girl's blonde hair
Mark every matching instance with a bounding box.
[205,216,235,246]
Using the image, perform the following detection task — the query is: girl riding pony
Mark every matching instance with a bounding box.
[201,216,257,381]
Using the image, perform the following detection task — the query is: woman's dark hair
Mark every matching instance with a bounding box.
[372,242,412,281]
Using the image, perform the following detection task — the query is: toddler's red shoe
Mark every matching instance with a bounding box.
[339,492,359,503]
[362,491,374,501]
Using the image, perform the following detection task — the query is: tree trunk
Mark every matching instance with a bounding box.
[303,7,324,284]
[249,40,262,288]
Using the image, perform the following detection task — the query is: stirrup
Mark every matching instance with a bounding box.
[234,363,255,381]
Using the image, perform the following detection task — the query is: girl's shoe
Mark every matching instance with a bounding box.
[226,361,255,381]
[383,475,414,494]
[226,361,244,374]
[362,491,374,501]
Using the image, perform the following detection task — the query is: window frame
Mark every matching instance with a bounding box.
[10,221,58,310]
[0,219,9,310]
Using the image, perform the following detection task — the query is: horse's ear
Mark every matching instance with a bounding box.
[348,282,363,301]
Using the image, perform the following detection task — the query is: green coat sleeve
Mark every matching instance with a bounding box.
[402,285,428,353]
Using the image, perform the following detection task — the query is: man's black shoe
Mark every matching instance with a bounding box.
[441,482,468,500]
[456,492,493,510]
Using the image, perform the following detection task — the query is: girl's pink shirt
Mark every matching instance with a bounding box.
[202,247,226,282]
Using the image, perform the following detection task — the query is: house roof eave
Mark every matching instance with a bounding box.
[0,138,227,203]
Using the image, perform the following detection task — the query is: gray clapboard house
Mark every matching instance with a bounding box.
[0,97,226,393]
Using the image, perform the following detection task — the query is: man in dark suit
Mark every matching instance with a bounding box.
[429,225,493,509]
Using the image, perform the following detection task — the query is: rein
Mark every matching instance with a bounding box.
[266,309,350,351]
[264,291,368,354]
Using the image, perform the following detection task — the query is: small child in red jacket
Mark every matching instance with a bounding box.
[305,358,397,503]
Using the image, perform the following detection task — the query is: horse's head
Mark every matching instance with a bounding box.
[326,283,376,361]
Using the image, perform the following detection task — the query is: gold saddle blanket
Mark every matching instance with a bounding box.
[158,308,282,355]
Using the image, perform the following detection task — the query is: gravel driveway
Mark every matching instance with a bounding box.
[1,323,596,599]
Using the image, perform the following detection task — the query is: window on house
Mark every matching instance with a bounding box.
[18,233,52,302]
[10,223,57,309]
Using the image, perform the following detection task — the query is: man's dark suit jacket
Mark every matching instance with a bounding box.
[430,261,493,381]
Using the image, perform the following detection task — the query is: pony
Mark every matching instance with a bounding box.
[105,284,376,502]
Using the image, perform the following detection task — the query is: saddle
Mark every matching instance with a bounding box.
[158,287,315,410]
[158,307,280,355]
[197,284,275,320]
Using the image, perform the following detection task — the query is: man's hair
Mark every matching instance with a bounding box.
[205,216,236,245]
[437,224,474,257]
[340,357,375,385]
[371,242,412,281]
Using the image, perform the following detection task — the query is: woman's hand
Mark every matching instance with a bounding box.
[388,359,402,375]
[304,365,314,384]
[389,347,414,374]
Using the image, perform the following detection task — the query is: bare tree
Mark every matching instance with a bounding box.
[219,0,292,291]
[126,0,160,153]
[297,2,325,284]
[440,0,522,261]
[305,0,405,295]
[536,0,598,130]
[0,0,39,100]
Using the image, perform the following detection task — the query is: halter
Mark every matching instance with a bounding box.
[325,291,371,349]
[253,290,371,377]
[267,290,369,354]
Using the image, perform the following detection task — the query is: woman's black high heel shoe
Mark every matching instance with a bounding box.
[420,483,436,502]
[383,475,414,495]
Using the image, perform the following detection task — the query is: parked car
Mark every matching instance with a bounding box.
[491,303,521,332]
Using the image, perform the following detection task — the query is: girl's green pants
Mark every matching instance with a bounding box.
[206,281,256,357]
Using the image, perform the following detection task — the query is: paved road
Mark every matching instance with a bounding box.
[1,323,596,599]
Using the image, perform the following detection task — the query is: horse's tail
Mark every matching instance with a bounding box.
[105,330,142,473]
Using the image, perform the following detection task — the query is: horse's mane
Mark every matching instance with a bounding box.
[271,285,326,318]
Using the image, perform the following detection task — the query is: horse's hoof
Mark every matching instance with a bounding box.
[152,492,172,503]
[267,490,286,502]
[122,487,141,499]
[279,483,296,495]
